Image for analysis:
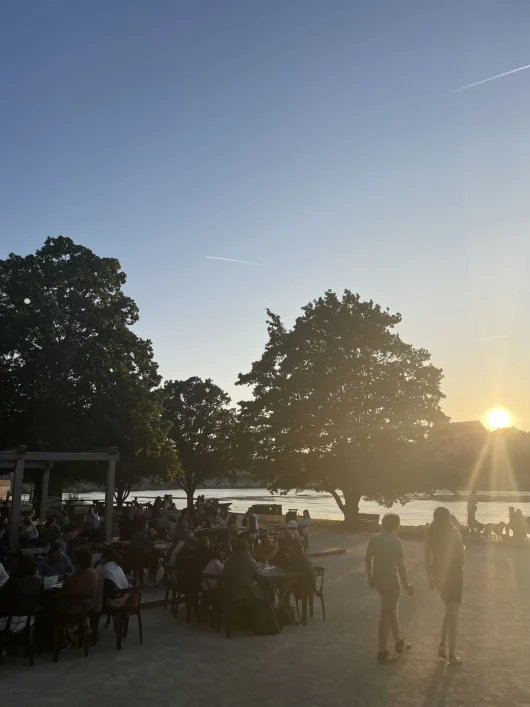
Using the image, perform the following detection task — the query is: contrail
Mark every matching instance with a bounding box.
[477,335,506,341]
[205,256,260,265]
[447,63,530,94]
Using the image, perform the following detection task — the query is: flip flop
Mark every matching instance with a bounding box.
[447,655,463,666]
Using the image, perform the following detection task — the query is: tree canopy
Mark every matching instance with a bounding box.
[163,377,237,508]
[0,236,180,502]
[237,290,448,522]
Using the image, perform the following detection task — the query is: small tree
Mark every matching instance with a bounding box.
[237,290,448,523]
[163,377,236,509]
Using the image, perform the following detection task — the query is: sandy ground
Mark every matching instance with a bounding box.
[3,529,530,707]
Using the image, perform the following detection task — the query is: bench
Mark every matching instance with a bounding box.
[357,513,380,525]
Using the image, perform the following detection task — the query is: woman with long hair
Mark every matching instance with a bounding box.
[425,507,465,665]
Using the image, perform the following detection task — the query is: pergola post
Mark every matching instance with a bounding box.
[39,464,51,521]
[105,458,116,543]
[9,457,25,552]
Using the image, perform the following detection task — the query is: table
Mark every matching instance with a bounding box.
[256,565,304,624]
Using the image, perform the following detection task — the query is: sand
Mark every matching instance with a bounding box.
[3,529,530,706]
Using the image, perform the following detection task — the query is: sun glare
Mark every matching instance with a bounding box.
[486,408,511,429]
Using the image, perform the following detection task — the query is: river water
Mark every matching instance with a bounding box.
[76,488,530,526]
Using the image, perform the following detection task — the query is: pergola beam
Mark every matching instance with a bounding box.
[0,451,118,462]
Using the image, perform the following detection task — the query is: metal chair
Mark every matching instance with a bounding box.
[0,613,37,667]
[50,594,93,663]
[309,566,326,621]
[105,588,143,650]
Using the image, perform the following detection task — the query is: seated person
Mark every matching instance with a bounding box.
[118,508,135,541]
[19,516,39,544]
[241,508,259,537]
[59,510,70,530]
[60,548,98,601]
[37,540,75,578]
[0,554,42,633]
[39,517,61,545]
[91,548,131,640]
[174,533,197,596]
[513,509,528,542]
[201,550,224,591]
[223,538,263,604]
[274,534,316,599]
[252,531,278,563]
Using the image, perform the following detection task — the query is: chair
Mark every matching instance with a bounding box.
[50,594,93,663]
[163,563,179,614]
[197,573,221,626]
[309,566,326,621]
[0,613,37,667]
[105,588,143,650]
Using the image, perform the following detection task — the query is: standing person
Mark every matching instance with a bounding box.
[467,491,477,532]
[365,513,414,662]
[425,507,465,666]
[59,510,70,530]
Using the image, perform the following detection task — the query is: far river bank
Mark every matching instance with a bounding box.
[68,488,530,527]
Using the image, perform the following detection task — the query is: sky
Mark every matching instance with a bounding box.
[2,1,530,428]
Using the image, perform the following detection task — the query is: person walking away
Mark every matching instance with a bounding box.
[425,507,465,665]
[467,491,477,533]
[365,513,414,662]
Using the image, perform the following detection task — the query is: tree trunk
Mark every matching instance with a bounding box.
[187,487,195,511]
[329,488,362,527]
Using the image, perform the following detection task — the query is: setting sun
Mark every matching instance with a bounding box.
[486,408,511,429]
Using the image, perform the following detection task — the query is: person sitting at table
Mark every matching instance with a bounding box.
[83,507,100,540]
[194,536,215,576]
[60,548,98,600]
[39,517,61,545]
[252,531,278,563]
[19,515,39,545]
[223,538,263,604]
[119,508,135,541]
[37,540,75,578]
[0,554,42,634]
[201,548,224,591]
[91,548,131,641]
[125,518,158,582]
[59,510,70,530]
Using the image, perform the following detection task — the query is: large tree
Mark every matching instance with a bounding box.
[237,290,448,523]
[162,377,237,509]
[0,236,180,500]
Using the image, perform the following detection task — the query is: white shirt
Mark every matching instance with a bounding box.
[21,523,39,540]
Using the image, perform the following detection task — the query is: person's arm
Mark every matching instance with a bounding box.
[424,538,435,588]
[63,556,76,576]
[395,539,412,591]
[365,540,374,587]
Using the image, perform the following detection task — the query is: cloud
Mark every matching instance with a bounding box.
[205,256,260,265]
[477,335,506,341]
[447,63,530,95]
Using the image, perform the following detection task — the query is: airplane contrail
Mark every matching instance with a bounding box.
[205,256,260,265]
[477,335,506,341]
[447,63,530,94]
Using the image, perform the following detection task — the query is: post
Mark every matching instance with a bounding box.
[39,465,51,521]
[9,457,25,552]
[105,459,116,543]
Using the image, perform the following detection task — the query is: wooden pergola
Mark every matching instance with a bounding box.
[0,447,119,551]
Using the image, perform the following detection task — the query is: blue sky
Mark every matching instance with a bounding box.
[2,1,530,427]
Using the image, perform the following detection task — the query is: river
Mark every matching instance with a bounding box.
[74,488,530,526]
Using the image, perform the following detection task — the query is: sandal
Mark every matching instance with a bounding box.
[377,650,399,663]
[447,654,463,666]
[395,640,412,653]
[438,643,447,659]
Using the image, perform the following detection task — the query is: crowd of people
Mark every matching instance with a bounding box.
[0,498,317,654]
